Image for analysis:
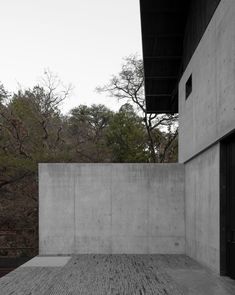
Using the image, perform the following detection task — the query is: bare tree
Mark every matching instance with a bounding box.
[97,55,178,162]
[0,71,73,189]
[40,69,73,114]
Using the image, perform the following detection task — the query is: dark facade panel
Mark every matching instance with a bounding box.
[144,59,181,78]
[146,96,178,114]
[140,0,189,114]
[142,35,183,58]
[220,132,235,279]
[183,0,222,69]
[141,12,186,36]
[140,0,222,114]
[140,0,186,12]
[145,78,176,96]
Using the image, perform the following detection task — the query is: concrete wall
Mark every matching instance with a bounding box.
[179,0,235,163]
[185,143,220,272]
[39,163,185,255]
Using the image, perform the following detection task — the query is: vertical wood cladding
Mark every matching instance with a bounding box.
[139,0,222,113]
[183,0,221,69]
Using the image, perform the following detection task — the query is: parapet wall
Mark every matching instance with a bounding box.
[185,143,220,272]
[39,163,185,255]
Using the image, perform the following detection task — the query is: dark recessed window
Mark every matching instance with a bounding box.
[186,74,192,100]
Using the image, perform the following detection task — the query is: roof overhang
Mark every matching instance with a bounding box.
[140,0,189,114]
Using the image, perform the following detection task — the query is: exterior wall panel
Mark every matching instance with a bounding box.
[185,143,220,272]
[179,0,235,162]
[39,164,185,255]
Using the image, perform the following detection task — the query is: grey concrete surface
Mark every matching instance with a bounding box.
[39,164,75,255]
[20,256,71,267]
[179,0,235,163]
[39,164,185,255]
[185,143,220,272]
[1,255,235,295]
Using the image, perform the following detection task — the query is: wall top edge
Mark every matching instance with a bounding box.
[38,163,184,166]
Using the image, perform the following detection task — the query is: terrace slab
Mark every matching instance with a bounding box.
[0,255,234,295]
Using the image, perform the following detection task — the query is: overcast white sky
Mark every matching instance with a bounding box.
[0,0,142,114]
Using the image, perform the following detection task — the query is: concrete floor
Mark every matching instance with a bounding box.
[0,255,235,295]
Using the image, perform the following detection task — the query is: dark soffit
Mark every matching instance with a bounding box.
[140,0,189,114]
[140,0,222,114]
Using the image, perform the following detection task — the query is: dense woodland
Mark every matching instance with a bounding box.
[0,57,178,257]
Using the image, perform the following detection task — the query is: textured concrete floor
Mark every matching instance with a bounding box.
[0,255,235,295]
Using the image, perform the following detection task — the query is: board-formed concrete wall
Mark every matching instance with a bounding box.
[179,0,235,163]
[39,163,185,255]
[185,143,220,272]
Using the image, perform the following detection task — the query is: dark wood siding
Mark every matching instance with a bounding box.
[140,0,222,113]
[183,0,221,69]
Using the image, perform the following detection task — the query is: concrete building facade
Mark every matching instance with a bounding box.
[178,0,235,274]
[140,0,235,279]
[39,0,235,281]
[180,0,235,277]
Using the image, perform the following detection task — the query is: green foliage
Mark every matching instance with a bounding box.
[0,68,178,257]
[106,104,149,162]
[0,75,178,193]
[67,104,113,162]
